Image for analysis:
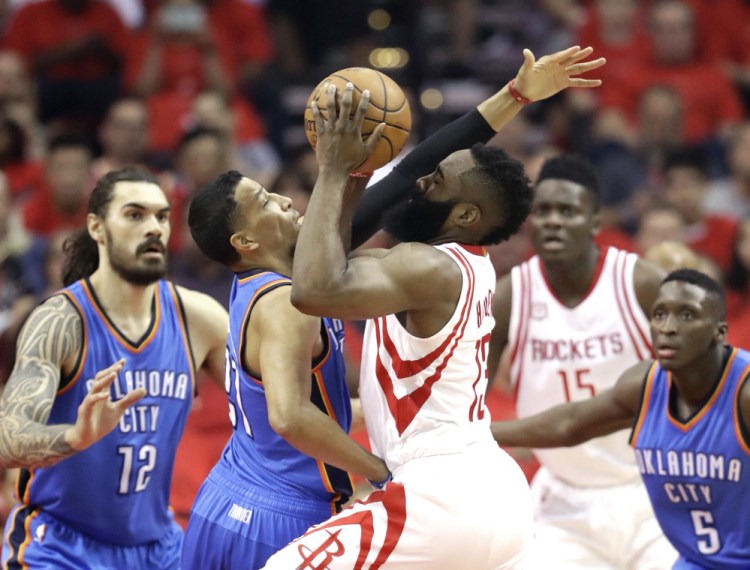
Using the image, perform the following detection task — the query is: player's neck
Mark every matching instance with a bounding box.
[542,246,601,299]
[88,269,157,321]
[233,254,293,279]
[670,344,727,412]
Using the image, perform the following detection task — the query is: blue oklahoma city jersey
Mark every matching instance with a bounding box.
[221,270,353,511]
[13,279,195,546]
[631,347,750,569]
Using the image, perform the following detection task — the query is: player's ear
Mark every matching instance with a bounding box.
[230,232,259,253]
[87,213,105,244]
[715,320,728,343]
[590,211,601,237]
[455,203,480,226]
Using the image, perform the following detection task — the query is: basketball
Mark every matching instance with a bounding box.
[304,67,412,173]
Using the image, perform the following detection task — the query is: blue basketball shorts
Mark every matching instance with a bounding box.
[181,464,335,570]
[2,504,182,569]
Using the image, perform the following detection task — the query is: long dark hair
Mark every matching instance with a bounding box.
[725,217,750,294]
[62,168,158,285]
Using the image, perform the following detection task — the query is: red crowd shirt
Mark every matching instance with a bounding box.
[21,182,88,237]
[4,0,130,80]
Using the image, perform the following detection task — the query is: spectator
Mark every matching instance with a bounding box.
[725,215,750,349]
[663,148,738,272]
[21,134,94,238]
[597,0,744,145]
[0,50,45,162]
[0,116,43,200]
[0,173,44,384]
[3,0,130,129]
[92,97,150,180]
[190,90,280,188]
[592,85,684,232]
[705,122,750,220]
[165,127,232,252]
[126,0,272,156]
[574,0,648,108]
[636,203,687,254]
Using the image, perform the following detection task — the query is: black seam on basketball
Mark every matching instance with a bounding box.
[377,72,387,123]
[362,117,410,134]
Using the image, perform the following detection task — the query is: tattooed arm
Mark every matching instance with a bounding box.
[0,295,144,469]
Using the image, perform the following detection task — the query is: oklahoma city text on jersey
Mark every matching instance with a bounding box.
[86,368,191,434]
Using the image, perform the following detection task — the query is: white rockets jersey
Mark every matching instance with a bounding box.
[360,244,496,470]
[509,247,652,487]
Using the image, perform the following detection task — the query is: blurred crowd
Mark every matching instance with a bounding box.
[1,0,750,525]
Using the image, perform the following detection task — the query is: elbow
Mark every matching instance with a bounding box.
[290,283,332,316]
[268,406,304,441]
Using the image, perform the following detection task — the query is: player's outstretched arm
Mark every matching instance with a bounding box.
[491,361,649,449]
[351,46,605,248]
[0,296,144,469]
[251,287,390,483]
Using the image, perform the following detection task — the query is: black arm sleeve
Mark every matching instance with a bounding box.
[350,108,496,249]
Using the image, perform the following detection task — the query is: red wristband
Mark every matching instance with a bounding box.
[508,79,532,105]
[350,171,374,179]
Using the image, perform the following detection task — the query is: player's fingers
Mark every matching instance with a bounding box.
[311,101,324,134]
[115,388,147,411]
[90,369,119,394]
[547,45,580,63]
[566,57,606,76]
[563,45,594,65]
[326,83,337,124]
[364,123,385,156]
[78,391,109,418]
[569,78,603,88]
[338,83,355,129]
[352,88,370,130]
[521,48,535,70]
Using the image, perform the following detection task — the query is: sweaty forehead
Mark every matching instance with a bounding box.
[111,181,168,208]
[235,177,264,204]
[441,149,475,174]
[656,281,708,308]
[534,179,589,205]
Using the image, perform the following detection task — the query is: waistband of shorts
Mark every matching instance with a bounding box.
[207,462,337,519]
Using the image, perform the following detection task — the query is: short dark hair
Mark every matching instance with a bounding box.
[48,132,94,156]
[664,147,708,177]
[62,168,159,285]
[189,170,243,266]
[468,143,532,245]
[662,268,726,319]
[177,126,227,155]
[536,155,600,211]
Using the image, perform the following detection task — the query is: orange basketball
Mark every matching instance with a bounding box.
[304,67,412,173]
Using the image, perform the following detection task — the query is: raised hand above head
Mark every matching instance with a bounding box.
[312,83,385,176]
[511,45,606,104]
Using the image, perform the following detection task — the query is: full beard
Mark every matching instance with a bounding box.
[106,233,167,286]
[382,193,456,244]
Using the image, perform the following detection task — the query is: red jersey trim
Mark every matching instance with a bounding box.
[373,246,476,435]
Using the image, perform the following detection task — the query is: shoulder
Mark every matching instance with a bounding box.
[371,242,462,282]
[25,293,82,328]
[249,282,319,335]
[613,360,654,412]
[16,293,84,365]
[173,285,229,334]
[632,257,666,315]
